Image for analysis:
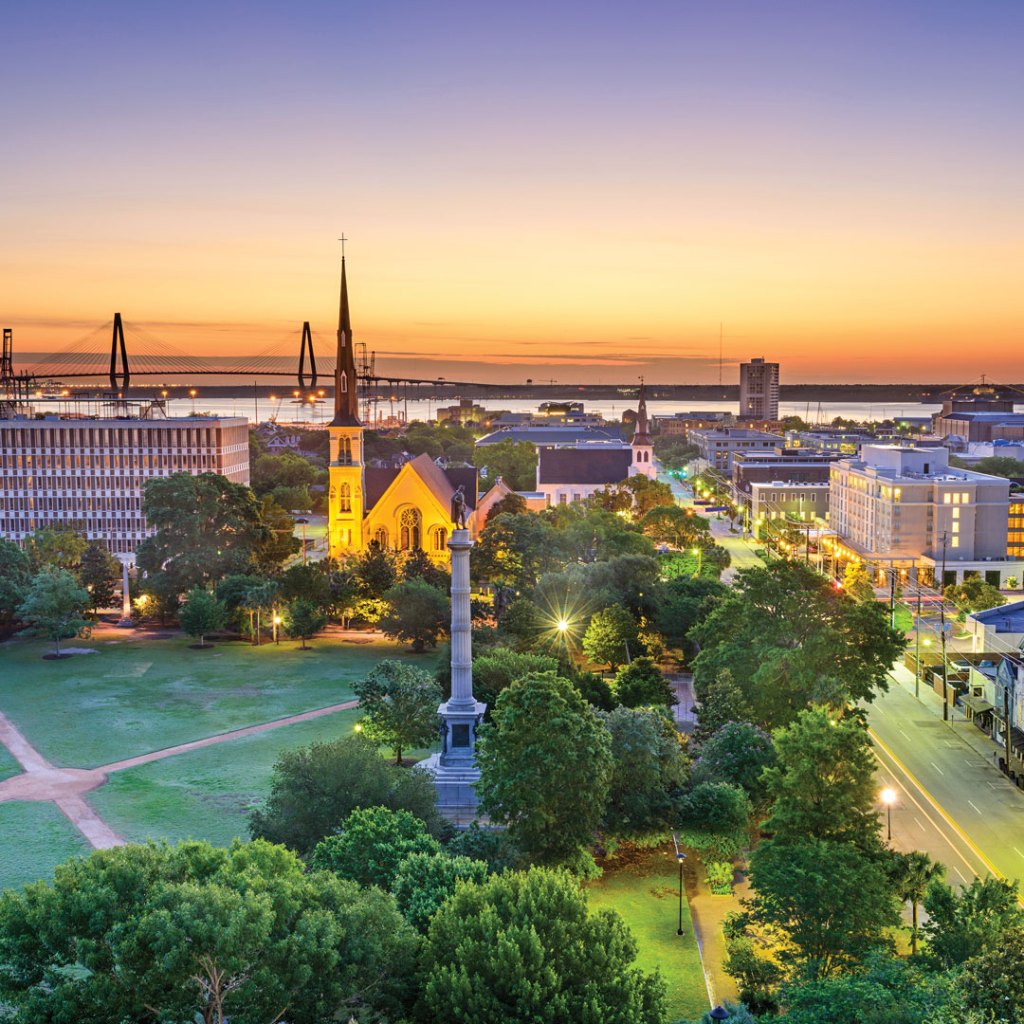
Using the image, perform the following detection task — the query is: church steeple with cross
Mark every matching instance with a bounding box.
[328,239,366,558]
[331,237,360,427]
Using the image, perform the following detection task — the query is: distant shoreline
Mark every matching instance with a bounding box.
[39,382,1015,404]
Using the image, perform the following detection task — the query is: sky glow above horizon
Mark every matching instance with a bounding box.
[2,1,1022,384]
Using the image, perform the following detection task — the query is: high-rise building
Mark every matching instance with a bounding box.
[0,412,249,556]
[739,357,780,420]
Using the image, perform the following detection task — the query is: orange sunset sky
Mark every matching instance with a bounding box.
[3,2,1022,385]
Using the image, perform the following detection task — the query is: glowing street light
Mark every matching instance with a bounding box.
[272,613,282,645]
[691,547,702,578]
[556,619,570,633]
[353,722,363,733]
[881,787,897,841]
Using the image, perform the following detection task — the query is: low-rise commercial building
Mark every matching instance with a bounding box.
[968,601,1024,654]
[653,411,732,437]
[0,408,249,556]
[932,386,1024,443]
[732,449,838,495]
[750,480,829,526]
[691,427,785,475]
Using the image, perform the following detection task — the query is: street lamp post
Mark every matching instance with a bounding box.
[691,547,702,578]
[272,613,281,645]
[881,787,896,841]
[671,832,686,936]
[295,517,309,565]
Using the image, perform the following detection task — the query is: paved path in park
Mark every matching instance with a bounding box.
[0,698,358,849]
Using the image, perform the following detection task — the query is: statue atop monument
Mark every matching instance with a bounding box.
[450,484,468,529]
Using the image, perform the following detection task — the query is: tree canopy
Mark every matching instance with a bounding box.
[0,839,419,1024]
[476,673,613,869]
[248,735,441,855]
[691,561,905,729]
[354,659,442,764]
[16,567,90,656]
[418,868,666,1024]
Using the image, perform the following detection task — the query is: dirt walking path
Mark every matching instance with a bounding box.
[0,698,359,850]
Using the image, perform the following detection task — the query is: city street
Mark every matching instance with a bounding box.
[868,665,1024,890]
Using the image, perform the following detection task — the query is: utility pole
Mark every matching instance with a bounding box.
[939,532,949,723]
[1004,685,1012,771]
[889,567,897,630]
[914,585,923,699]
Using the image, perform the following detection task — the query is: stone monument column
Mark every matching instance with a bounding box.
[420,526,486,808]
[117,561,133,627]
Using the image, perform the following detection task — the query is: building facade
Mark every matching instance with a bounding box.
[692,427,785,475]
[326,258,482,562]
[750,480,829,526]
[932,386,1024,443]
[0,411,249,556]
[739,357,780,420]
[829,445,1010,566]
[732,449,838,495]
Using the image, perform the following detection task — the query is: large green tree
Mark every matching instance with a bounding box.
[760,707,882,851]
[137,472,269,592]
[26,525,87,572]
[378,577,449,653]
[0,539,32,631]
[613,656,676,708]
[602,706,688,845]
[469,647,560,709]
[354,659,442,764]
[692,668,753,742]
[178,587,226,647]
[476,673,613,869]
[248,735,442,855]
[582,605,639,670]
[747,837,899,979]
[309,806,441,889]
[676,782,752,863]
[922,876,1024,968]
[16,567,90,657]
[693,721,775,811]
[283,597,327,649]
[0,839,419,1024]
[473,511,563,589]
[78,541,120,609]
[392,851,489,932]
[691,561,905,729]
[473,438,538,491]
[418,868,665,1024]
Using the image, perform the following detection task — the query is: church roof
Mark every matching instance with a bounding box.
[537,446,633,485]
[364,454,479,514]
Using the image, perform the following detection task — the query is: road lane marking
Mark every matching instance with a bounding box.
[914,816,926,831]
[1014,847,1024,861]
[954,867,969,883]
[869,728,1013,896]
[968,800,983,815]
[898,728,911,740]
[930,761,945,775]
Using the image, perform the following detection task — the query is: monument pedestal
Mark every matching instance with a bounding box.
[419,527,485,810]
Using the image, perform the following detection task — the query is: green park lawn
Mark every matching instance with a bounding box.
[588,847,709,1023]
[0,634,424,768]
[0,801,93,892]
[90,707,363,849]
[0,745,21,782]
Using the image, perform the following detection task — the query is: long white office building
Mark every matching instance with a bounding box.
[0,408,249,555]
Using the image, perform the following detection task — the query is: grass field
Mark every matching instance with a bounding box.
[0,802,92,892]
[0,634,423,767]
[90,707,362,848]
[0,745,21,782]
[0,633,435,891]
[588,847,708,1024]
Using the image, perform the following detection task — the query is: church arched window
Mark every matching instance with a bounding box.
[340,436,352,465]
[374,526,388,548]
[341,371,348,393]
[433,526,447,552]
[340,483,351,512]
[399,508,422,551]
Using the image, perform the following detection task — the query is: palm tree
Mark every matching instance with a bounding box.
[893,850,946,955]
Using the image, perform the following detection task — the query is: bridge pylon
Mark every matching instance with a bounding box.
[109,313,130,390]
[298,321,317,388]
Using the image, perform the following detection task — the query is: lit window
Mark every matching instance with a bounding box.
[961,492,970,503]
[943,493,952,504]
[951,536,960,548]
[952,520,959,534]
[952,507,960,519]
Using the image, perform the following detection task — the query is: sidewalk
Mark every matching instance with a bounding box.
[886,661,1014,773]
